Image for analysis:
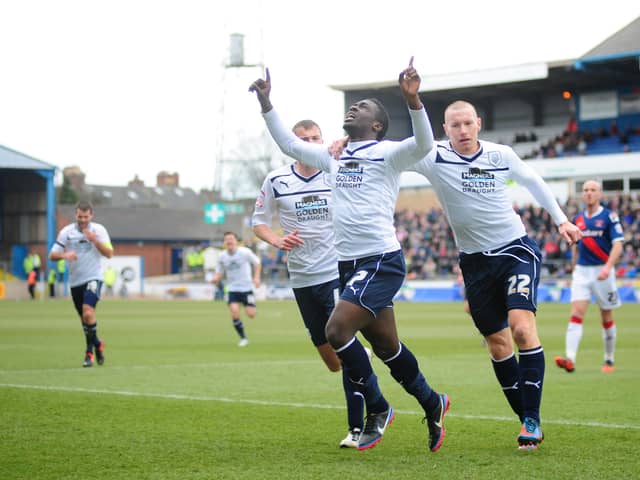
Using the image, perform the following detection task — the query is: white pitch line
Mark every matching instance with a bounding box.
[1,382,638,431]
[0,360,319,375]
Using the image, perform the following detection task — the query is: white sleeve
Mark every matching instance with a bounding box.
[263,109,332,171]
[510,155,568,226]
[50,228,67,255]
[387,107,435,171]
[251,175,275,227]
[407,147,435,178]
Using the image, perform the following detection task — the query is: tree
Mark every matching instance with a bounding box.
[221,129,287,200]
[58,176,79,204]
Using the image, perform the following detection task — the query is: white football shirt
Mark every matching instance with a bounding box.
[216,246,260,292]
[49,222,112,287]
[252,163,338,288]
[262,107,434,261]
[411,140,568,253]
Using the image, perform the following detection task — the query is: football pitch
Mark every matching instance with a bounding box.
[1,298,638,479]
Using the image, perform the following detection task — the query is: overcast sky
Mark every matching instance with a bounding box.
[1,0,638,194]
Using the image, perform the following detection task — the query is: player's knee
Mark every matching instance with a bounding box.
[511,324,535,347]
[325,318,352,348]
[488,342,512,360]
[81,307,95,324]
[571,308,586,319]
[324,322,341,347]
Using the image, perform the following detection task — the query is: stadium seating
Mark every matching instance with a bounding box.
[480,127,640,158]
[586,133,640,155]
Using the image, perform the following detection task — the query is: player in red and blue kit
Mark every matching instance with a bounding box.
[556,180,624,373]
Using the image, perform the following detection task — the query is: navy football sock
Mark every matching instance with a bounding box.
[342,367,365,431]
[82,323,97,353]
[519,346,545,423]
[491,353,523,421]
[232,318,246,339]
[385,343,439,414]
[335,337,388,413]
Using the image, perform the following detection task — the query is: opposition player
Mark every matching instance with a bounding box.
[410,100,582,450]
[211,232,261,347]
[555,180,623,373]
[49,201,113,367]
[249,58,450,453]
[252,119,367,448]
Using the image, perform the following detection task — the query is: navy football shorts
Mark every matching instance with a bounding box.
[459,236,541,336]
[338,249,405,317]
[227,290,256,307]
[293,278,340,346]
[71,279,103,316]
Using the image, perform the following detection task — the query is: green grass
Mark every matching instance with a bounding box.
[1,299,639,479]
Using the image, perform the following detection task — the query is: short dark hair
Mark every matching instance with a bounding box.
[75,200,93,212]
[223,231,238,240]
[292,119,321,134]
[368,98,389,140]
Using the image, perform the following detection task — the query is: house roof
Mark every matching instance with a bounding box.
[84,183,206,210]
[90,206,223,242]
[0,144,56,171]
[56,203,251,243]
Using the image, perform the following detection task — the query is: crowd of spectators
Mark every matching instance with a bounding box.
[397,192,640,280]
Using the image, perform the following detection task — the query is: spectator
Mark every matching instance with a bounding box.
[577,136,587,155]
[27,269,37,299]
[565,115,578,134]
[103,264,117,296]
[47,268,57,297]
[610,120,618,136]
